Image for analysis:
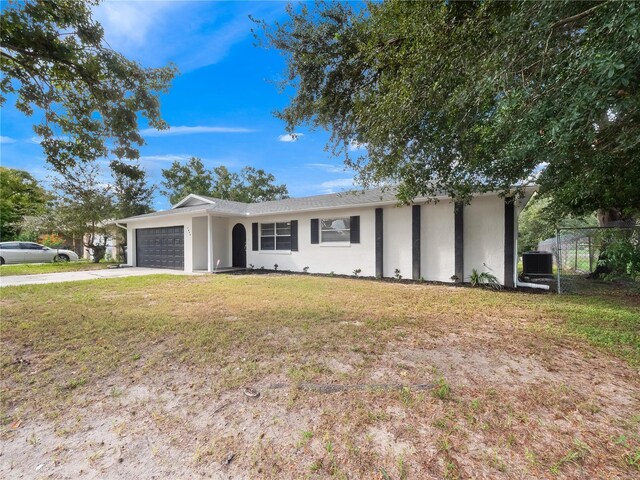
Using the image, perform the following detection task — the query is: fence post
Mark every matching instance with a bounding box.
[588,236,593,272]
[556,228,561,294]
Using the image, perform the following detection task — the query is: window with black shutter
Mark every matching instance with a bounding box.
[260,222,291,250]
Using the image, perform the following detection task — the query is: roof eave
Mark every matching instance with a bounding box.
[171,193,218,209]
[115,207,213,223]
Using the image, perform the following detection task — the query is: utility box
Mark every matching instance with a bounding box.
[522,251,553,277]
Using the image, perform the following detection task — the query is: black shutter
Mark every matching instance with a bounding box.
[310,218,319,244]
[412,205,421,280]
[291,220,298,251]
[350,216,360,244]
[375,208,383,278]
[252,222,259,251]
[504,199,515,288]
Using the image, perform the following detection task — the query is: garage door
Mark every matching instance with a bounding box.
[136,226,184,270]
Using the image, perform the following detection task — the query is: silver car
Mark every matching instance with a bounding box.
[0,242,80,265]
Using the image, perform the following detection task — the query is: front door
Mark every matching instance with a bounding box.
[232,223,247,268]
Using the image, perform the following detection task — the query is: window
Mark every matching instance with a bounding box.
[321,218,350,243]
[20,243,45,250]
[0,242,20,250]
[260,222,291,250]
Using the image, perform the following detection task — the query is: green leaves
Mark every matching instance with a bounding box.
[0,0,177,171]
[257,0,639,218]
[160,159,289,205]
[0,167,50,241]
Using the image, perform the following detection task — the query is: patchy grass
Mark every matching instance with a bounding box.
[1,274,638,478]
[0,260,117,276]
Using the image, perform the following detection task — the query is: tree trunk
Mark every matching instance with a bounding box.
[597,208,635,227]
[86,244,106,263]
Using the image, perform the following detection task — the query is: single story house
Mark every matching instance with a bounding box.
[116,186,536,287]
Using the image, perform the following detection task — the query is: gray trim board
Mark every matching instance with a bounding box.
[504,199,515,288]
[454,202,464,282]
[375,208,383,278]
[412,205,421,280]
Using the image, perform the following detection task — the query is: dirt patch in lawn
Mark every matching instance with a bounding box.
[1,275,639,479]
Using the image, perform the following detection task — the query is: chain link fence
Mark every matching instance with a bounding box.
[537,226,640,294]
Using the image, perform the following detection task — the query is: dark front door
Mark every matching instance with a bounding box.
[136,226,184,270]
[232,223,246,268]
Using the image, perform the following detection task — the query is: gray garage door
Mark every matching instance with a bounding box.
[136,226,184,270]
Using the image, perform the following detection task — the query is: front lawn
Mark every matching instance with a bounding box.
[1,275,638,478]
[0,260,117,276]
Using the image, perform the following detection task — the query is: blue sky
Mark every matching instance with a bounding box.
[0,1,362,210]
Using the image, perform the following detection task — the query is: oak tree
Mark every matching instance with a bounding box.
[1,0,177,171]
[255,0,640,225]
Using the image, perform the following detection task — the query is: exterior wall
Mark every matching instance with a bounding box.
[125,212,195,272]
[212,216,230,268]
[421,200,456,282]
[124,192,517,285]
[240,207,377,276]
[191,216,208,271]
[463,194,505,284]
[383,205,412,278]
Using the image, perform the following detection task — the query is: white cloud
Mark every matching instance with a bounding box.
[93,2,286,72]
[0,136,16,144]
[93,1,179,51]
[139,154,192,163]
[349,139,367,151]
[28,135,72,144]
[305,163,349,174]
[319,178,355,193]
[140,126,256,137]
[278,133,304,142]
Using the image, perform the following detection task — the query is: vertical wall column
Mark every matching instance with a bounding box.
[127,227,135,266]
[207,215,214,273]
[375,208,383,278]
[454,202,464,283]
[504,199,515,288]
[412,205,421,280]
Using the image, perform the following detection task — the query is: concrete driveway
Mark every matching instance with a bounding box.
[0,267,192,287]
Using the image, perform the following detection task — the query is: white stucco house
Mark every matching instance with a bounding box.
[116,186,535,287]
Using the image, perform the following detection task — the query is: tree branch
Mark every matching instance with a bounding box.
[550,2,610,30]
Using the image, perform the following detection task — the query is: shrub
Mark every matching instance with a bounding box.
[16,230,38,242]
[600,235,640,281]
[470,269,501,290]
[41,233,65,248]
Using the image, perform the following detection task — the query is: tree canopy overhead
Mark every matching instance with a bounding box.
[161,157,289,206]
[255,0,640,223]
[0,0,177,171]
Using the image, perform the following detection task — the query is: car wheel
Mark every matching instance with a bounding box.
[54,254,70,263]
[0,257,4,265]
